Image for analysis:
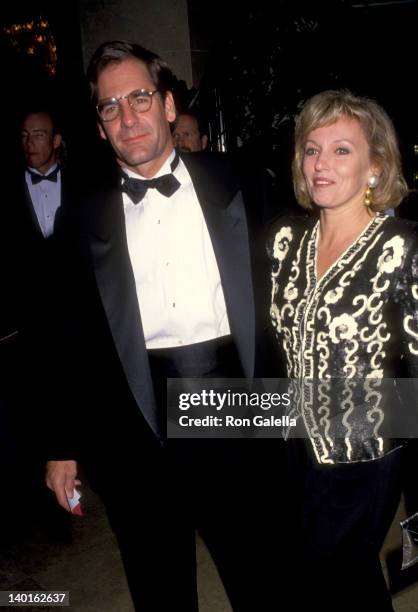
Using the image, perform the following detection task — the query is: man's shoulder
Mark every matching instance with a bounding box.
[180,149,278,191]
[180,150,236,170]
[180,151,241,187]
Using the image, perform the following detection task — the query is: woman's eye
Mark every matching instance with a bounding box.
[305,147,318,156]
[336,147,350,155]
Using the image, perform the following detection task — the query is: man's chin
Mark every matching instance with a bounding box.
[117,152,155,172]
[118,151,150,167]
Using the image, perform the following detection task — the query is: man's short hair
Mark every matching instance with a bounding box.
[87,40,177,105]
[19,107,62,136]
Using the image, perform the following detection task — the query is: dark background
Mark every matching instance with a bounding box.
[1,0,417,202]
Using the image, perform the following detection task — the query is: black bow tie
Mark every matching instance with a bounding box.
[121,153,180,204]
[29,166,60,185]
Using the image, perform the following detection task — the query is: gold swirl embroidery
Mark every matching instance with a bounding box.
[376,235,405,274]
[404,282,418,355]
[341,381,356,460]
[272,226,293,262]
[404,316,418,355]
[365,379,384,453]
[271,228,309,378]
[289,234,305,283]
[284,282,298,301]
[343,339,359,377]
[369,340,385,369]
[352,294,368,318]
[318,381,333,455]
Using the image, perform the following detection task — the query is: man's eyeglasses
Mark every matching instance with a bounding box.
[96,89,158,122]
[21,130,49,142]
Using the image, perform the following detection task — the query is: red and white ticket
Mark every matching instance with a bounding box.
[67,489,83,516]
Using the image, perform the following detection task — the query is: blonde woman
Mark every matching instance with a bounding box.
[270,90,417,610]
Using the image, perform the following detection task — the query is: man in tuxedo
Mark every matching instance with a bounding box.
[9,109,71,295]
[11,108,74,343]
[45,41,282,611]
[172,110,209,152]
[2,110,73,542]
[17,109,69,242]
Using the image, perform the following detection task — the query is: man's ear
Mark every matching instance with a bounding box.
[98,122,107,141]
[201,135,208,150]
[53,134,62,150]
[164,92,176,124]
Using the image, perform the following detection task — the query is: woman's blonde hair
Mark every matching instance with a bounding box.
[292,89,408,211]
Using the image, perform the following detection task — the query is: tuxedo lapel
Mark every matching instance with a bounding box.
[54,169,70,234]
[88,190,160,438]
[21,178,43,236]
[182,154,255,378]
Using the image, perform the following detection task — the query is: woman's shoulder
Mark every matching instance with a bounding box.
[267,213,316,239]
[382,213,417,231]
[376,216,418,280]
[380,214,418,246]
[267,214,315,263]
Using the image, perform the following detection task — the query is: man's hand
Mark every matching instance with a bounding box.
[46,460,81,512]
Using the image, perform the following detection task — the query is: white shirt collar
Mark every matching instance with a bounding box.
[27,163,59,177]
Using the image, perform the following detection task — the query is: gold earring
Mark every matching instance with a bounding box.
[365,175,379,207]
[365,186,372,207]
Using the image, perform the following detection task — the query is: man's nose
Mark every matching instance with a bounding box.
[119,100,139,127]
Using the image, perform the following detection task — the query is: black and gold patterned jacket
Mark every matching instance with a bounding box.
[269,213,418,464]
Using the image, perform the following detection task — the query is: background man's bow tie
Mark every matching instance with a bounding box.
[121,152,180,204]
[29,166,60,184]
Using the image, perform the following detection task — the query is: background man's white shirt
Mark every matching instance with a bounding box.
[25,164,61,238]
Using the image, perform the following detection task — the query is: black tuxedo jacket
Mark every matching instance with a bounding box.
[49,152,275,459]
[4,168,73,335]
[2,168,76,462]
[14,167,71,243]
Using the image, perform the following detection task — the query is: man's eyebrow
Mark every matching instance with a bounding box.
[21,128,49,134]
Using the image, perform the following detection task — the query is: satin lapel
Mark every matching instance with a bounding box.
[88,191,160,438]
[23,180,43,236]
[183,155,255,378]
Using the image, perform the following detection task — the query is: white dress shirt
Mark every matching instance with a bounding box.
[25,164,61,238]
[122,150,231,349]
